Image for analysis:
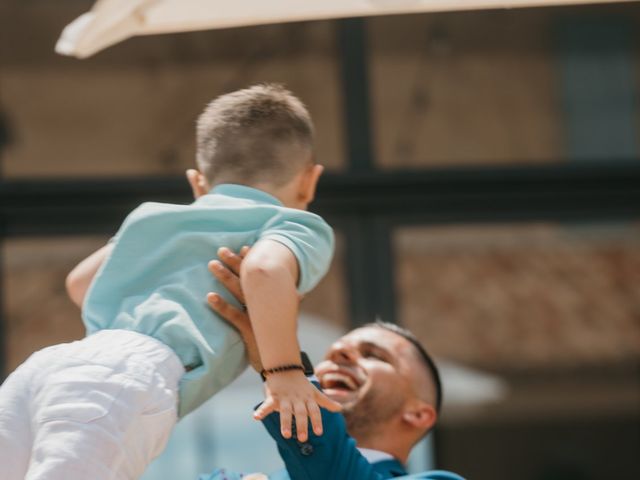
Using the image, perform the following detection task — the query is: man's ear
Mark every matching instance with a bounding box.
[298,163,324,205]
[186,169,211,199]
[401,402,437,431]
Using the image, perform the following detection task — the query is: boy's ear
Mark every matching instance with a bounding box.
[298,164,324,205]
[186,169,211,199]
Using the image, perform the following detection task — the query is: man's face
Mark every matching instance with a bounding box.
[314,326,422,438]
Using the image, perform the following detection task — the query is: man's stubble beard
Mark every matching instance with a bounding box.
[342,385,405,442]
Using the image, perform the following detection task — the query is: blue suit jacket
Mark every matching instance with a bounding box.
[259,404,464,480]
[200,383,464,480]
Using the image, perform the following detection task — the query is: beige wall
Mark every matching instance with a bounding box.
[4,3,640,177]
[0,2,345,178]
[369,9,564,168]
[8,0,640,178]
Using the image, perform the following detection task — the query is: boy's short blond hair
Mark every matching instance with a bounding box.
[196,84,314,187]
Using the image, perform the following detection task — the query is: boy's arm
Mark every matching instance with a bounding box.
[240,239,341,442]
[240,239,300,375]
[66,244,113,308]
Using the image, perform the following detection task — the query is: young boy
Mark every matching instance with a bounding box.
[0,84,341,480]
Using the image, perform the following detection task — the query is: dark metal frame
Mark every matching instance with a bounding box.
[3,164,640,233]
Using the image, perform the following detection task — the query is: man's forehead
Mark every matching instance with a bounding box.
[338,326,412,353]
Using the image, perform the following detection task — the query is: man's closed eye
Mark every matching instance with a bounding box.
[361,346,389,362]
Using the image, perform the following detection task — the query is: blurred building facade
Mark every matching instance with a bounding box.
[1,1,639,479]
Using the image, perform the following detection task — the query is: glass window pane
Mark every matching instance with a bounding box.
[395,223,640,370]
[394,222,640,479]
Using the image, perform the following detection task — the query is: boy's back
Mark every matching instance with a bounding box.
[84,184,333,416]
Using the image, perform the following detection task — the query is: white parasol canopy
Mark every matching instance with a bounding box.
[56,0,634,59]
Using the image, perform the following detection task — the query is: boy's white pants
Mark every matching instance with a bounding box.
[0,329,184,480]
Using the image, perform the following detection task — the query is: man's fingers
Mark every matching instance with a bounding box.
[306,400,323,436]
[207,293,248,330]
[217,247,244,275]
[208,260,245,304]
[316,391,343,413]
[239,245,250,258]
[293,401,309,442]
[207,290,263,373]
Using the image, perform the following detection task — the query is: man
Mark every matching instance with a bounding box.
[201,248,464,480]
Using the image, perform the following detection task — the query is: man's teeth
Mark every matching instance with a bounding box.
[323,373,358,391]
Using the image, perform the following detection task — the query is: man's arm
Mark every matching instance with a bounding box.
[207,250,465,480]
[66,244,113,308]
[207,251,381,480]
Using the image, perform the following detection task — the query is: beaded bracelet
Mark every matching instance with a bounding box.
[260,364,304,382]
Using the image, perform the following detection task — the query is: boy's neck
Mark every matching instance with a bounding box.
[213,181,306,210]
[207,161,320,211]
[249,181,306,210]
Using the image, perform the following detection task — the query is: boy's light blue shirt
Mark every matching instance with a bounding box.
[82,184,334,417]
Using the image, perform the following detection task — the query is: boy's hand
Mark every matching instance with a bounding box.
[254,371,342,442]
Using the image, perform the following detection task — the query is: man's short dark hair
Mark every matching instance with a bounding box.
[366,321,443,413]
[196,83,314,187]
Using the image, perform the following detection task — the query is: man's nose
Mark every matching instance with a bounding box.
[329,342,359,364]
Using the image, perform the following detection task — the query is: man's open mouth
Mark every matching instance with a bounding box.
[320,370,362,399]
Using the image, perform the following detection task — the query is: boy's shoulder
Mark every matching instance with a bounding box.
[120,194,330,239]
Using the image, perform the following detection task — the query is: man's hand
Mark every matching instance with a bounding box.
[255,370,341,442]
[207,246,264,372]
[207,246,341,441]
